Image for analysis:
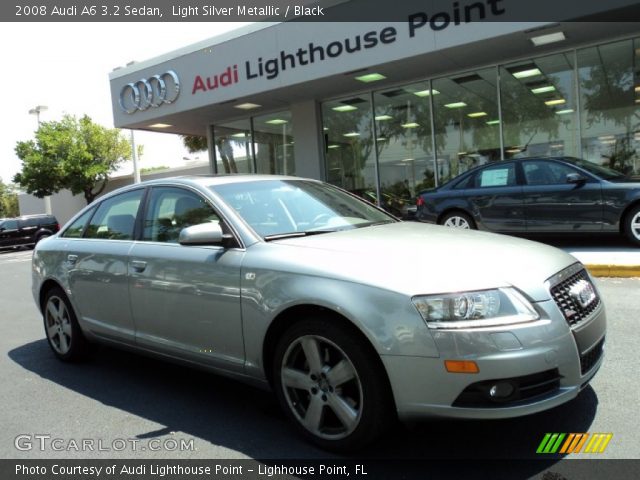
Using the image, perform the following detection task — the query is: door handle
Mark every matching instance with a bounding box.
[130,260,147,273]
[67,254,78,266]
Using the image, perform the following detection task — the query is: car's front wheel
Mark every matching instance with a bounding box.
[43,287,88,362]
[440,211,476,229]
[273,318,393,451]
[624,205,640,246]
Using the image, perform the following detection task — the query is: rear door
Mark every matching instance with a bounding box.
[521,159,603,232]
[20,217,41,244]
[463,162,525,231]
[65,188,145,343]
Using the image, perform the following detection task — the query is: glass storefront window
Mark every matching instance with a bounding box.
[578,38,640,175]
[501,53,578,160]
[432,68,501,183]
[322,96,376,196]
[374,82,435,217]
[252,110,295,175]
[213,119,254,174]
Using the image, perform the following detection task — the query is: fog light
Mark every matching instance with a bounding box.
[488,382,515,398]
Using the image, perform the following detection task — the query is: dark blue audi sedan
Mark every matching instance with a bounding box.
[416,157,640,246]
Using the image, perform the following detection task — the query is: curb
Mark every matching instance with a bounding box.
[584,264,640,278]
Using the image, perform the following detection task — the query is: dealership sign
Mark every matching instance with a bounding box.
[190,0,507,97]
[119,70,181,114]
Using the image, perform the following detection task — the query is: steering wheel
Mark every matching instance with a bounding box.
[312,213,333,226]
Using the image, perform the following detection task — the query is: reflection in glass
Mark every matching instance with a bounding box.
[578,38,640,175]
[501,54,578,160]
[322,96,376,195]
[374,82,435,217]
[252,110,295,175]
[432,68,500,183]
[213,119,254,173]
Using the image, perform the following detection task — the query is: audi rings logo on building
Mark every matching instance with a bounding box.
[119,70,181,114]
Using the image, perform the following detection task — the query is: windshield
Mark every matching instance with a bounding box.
[211,180,395,239]
[563,157,626,180]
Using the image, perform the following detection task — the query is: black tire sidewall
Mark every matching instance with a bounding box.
[272,317,392,451]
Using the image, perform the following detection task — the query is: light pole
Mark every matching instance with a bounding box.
[130,130,141,183]
[28,105,48,125]
[28,105,52,215]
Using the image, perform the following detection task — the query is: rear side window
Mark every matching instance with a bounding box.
[26,217,41,227]
[453,174,475,190]
[474,164,516,188]
[62,209,95,238]
[85,190,144,240]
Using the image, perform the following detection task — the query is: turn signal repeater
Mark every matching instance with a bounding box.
[445,360,479,373]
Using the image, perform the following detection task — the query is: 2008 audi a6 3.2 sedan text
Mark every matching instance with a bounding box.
[32,175,606,450]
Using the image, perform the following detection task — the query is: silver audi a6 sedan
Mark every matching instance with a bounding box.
[32,175,606,450]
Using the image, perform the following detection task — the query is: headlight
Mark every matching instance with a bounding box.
[412,288,539,329]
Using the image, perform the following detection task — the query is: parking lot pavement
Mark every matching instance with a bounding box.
[0,248,33,264]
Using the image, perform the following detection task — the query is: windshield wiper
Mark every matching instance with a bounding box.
[264,230,338,241]
[355,220,395,228]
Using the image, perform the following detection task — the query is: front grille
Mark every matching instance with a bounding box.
[580,337,605,375]
[453,369,561,408]
[549,267,600,327]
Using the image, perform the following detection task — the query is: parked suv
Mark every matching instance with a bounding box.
[0,214,59,250]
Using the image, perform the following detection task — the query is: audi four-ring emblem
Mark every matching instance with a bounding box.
[119,70,181,114]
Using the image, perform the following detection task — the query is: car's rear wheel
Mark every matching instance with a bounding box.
[440,211,476,229]
[43,287,88,362]
[35,233,50,245]
[623,205,640,246]
[273,318,393,451]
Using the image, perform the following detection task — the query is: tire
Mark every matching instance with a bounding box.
[272,317,394,451]
[43,287,89,362]
[35,233,50,245]
[440,211,476,229]
[623,205,640,246]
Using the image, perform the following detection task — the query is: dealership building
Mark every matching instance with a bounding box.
[21,0,640,221]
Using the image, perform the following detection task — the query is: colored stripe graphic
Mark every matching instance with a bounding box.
[537,433,565,453]
[585,433,613,453]
[537,433,613,454]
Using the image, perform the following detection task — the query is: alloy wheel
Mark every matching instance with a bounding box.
[630,211,640,241]
[280,335,363,440]
[45,295,73,355]
[444,216,471,229]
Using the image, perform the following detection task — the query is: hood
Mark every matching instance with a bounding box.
[264,222,578,301]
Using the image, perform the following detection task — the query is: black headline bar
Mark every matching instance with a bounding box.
[3,0,640,22]
[2,459,640,480]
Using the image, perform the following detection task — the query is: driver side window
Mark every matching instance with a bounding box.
[143,187,219,243]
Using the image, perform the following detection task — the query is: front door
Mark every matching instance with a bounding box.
[128,186,245,372]
[521,160,603,232]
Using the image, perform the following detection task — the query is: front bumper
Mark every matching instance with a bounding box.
[384,297,606,420]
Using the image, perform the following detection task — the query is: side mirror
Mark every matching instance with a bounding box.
[179,222,232,246]
[566,173,586,185]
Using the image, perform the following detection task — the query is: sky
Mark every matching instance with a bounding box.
[0,22,249,184]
